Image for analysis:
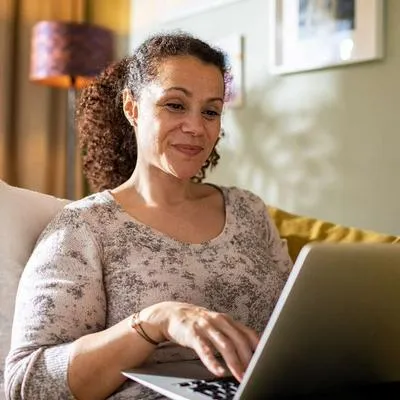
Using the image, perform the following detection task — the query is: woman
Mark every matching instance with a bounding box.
[5,32,292,400]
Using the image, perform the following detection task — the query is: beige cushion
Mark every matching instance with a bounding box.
[0,180,69,393]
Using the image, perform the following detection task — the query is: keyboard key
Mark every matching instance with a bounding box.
[177,377,239,399]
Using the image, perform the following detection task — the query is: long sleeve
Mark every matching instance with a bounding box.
[240,188,293,277]
[264,206,293,276]
[4,207,105,400]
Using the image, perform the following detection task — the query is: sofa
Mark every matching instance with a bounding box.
[1,179,399,396]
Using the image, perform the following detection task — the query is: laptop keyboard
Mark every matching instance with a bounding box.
[177,377,239,399]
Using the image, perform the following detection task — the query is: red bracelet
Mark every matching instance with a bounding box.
[130,312,161,346]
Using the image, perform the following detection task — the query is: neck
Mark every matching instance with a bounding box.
[119,163,198,207]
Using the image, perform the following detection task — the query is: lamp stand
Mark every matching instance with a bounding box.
[66,76,77,199]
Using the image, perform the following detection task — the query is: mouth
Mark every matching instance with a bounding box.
[172,144,204,156]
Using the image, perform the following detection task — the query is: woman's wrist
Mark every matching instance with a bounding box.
[130,312,161,345]
[135,303,169,343]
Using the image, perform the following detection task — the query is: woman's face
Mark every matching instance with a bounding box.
[126,55,225,181]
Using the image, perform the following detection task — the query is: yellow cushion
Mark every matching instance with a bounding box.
[268,206,400,262]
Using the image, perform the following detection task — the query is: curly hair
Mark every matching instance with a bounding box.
[77,31,231,192]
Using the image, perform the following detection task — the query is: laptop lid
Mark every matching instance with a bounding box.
[237,242,400,398]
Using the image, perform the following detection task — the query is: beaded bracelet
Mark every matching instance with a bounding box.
[130,312,161,346]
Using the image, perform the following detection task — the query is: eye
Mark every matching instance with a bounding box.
[165,103,185,111]
[202,109,221,119]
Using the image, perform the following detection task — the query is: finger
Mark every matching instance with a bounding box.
[233,320,261,351]
[192,335,226,377]
[214,317,254,370]
[206,325,244,382]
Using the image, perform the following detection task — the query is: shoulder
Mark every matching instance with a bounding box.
[43,191,117,234]
[219,185,266,210]
[212,185,270,231]
[65,190,113,211]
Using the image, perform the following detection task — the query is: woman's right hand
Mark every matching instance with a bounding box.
[139,301,260,382]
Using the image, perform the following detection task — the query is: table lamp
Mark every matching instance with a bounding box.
[30,20,114,199]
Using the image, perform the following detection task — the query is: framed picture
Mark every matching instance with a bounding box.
[270,0,384,74]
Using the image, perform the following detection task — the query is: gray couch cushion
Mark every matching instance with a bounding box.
[0,180,69,395]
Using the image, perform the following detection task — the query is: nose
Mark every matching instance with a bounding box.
[181,110,205,136]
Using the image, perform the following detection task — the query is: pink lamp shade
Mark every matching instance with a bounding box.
[30,21,114,89]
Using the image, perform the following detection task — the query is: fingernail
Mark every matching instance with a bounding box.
[217,366,225,375]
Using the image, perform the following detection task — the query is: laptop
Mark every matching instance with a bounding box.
[122,243,400,399]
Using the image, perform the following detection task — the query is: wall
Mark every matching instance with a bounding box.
[130,0,400,236]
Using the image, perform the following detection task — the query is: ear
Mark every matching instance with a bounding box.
[122,88,139,126]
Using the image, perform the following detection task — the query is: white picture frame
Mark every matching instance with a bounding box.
[270,0,384,75]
